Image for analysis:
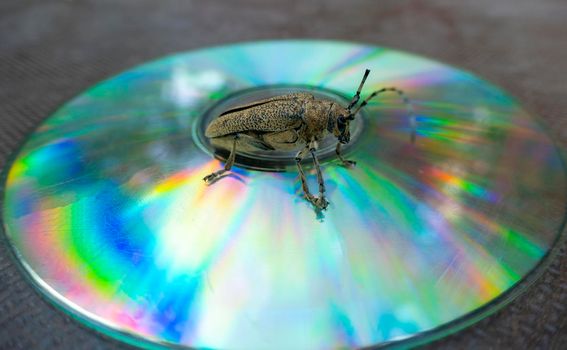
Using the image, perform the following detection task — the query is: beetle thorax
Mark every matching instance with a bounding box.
[301,100,345,142]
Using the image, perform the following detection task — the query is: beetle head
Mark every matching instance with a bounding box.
[327,103,352,144]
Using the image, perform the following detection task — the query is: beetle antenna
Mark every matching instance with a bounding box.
[352,87,417,143]
[347,69,371,110]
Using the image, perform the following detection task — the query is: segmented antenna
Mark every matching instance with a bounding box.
[353,87,417,143]
[347,69,371,110]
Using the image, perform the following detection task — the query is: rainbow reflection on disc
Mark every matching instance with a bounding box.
[2,40,566,349]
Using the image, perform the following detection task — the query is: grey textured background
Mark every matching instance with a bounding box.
[1,0,566,349]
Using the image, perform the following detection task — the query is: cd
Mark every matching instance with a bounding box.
[1,40,566,349]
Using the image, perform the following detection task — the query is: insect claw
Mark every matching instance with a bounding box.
[316,197,329,210]
[343,160,357,168]
[308,196,329,210]
[203,172,220,184]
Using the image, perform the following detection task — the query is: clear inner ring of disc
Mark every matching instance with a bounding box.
[1,40,566,350]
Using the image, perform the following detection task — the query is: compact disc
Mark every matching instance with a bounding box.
[2,40,566,349]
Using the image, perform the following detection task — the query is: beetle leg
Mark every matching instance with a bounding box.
[296,144,329,210]
[203,134,238,184]
[295,147,316,203]
[335,142,357,167]
[309,141,329,210]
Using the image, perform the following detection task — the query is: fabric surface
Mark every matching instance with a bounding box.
[0,0,566,349]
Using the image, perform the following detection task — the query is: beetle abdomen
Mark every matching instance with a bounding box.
[205,99,305,138]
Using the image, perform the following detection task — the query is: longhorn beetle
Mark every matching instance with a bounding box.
[203,69,416,210]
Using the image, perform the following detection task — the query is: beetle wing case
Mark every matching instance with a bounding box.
[205,93,312,138]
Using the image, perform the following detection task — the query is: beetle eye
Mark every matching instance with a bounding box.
[337,116,346,132]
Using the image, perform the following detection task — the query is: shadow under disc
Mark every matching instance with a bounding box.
[1,40,566,349]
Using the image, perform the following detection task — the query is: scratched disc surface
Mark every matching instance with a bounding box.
[2,41,566,349]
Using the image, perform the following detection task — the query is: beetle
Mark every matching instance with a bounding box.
[203,69,416,210]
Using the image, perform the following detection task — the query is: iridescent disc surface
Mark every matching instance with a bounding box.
[2,41,566,349]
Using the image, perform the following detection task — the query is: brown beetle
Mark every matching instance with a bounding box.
[203,69,415,210]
